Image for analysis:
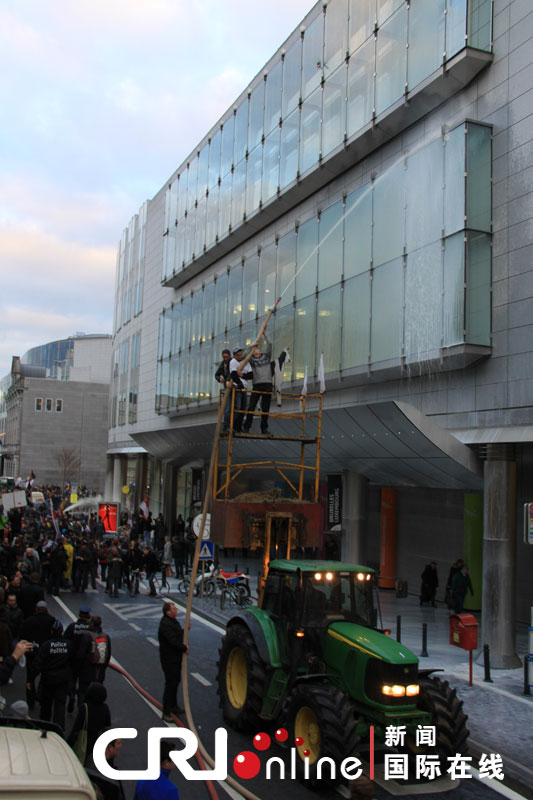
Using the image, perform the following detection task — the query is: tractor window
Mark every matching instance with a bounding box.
[262,572,298,621]
[301,574,375,627]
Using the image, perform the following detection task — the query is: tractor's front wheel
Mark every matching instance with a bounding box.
[217,623,268,731]
[411,675,469,758]
[286,684,360,786]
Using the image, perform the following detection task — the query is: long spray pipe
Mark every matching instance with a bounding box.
[180,300,279,800]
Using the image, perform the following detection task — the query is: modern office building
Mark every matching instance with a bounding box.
[108,0,533,665]
[2,335,111,490]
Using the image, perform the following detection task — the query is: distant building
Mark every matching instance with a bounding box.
[1,335,111,490]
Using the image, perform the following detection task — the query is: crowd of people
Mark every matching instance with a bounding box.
[0,483,195,799]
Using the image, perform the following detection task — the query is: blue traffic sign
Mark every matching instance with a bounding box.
[198,541,215,561]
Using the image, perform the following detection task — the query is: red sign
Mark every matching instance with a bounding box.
[98,502,119,533]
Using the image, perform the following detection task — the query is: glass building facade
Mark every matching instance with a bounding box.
[155,121,492,412]
[161,0,492,283]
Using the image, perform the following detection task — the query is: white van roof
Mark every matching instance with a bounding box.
[0,726,96,798]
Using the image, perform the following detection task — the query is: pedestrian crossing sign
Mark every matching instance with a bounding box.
[199,541,215,561]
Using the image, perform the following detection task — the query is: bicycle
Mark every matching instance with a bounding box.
[178,573,216,597]
[220,583,252,610]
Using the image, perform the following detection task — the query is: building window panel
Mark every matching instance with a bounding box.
[465,232,491,345]
[375,4,408,116]
[262,127,280,203]
[302,13,324,100]
[187,157,198,212]
[243,253,259,323]
[194,196,207,259]
[318,200,344,290]
[264,60,282,136]
[181,294,192,350]
[468,0,492,51]
[128,388,137,424]
[208,129,221,190]
[444,124,466,236]
[35,398,42,412]
[220,115,235,177]
[191,289,203,346]
[246,144,263,218]
[280,107,300,189]
[282,39,302,119]
[218,172,232,239]
[344,184,372,279]
[324,0,349,74]
[349,0,374,54]
[277,230,297,309]
[234,102,249,166]
[342,273,371,369]
[317,284,341,373]
[206,185,219,248]
[231,159,247,230]
[466,123,492,232]
[404,242,443,358]
[258,243,277,316]
[443,233,465,347]
[202,281,215,342]
[407,1,446,90]
[371,257,404,362]
[378,0,404,26]
[322,63,347,157]
[296,216,318,300]
[248,82,265,152]
[373,160,405,267]
[170,304,181,355]
[197,144,209,199]
[446,0,467,57]
[300,88,322,175]
[214,272,228,335]
[228,263,243,327]
[294,295,316,380]
[405,137,444,253]
[199,340,213,399]
[272,303,294,381]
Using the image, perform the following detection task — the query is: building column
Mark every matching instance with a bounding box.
[104,456,113,500]
[163,463,177,534]
[341,471,368,564]
[112,456,123,503]
[379,488,397,589]
[481,445,520,668]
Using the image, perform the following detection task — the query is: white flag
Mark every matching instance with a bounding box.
[300,365,308,399]
[318,353,326,394]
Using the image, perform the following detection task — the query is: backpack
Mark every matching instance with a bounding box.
[90,632,109,665]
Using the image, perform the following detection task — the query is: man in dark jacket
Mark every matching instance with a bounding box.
[143,547,159,597]
[64,605,93,708]
[33,619,73,730]
[0,639,33,685]
[48,538,68,596]
[18,572,44,618]
[20,600,56,708]
[158,601,189,721]
[5,593,24,640]
[214,348,232,431]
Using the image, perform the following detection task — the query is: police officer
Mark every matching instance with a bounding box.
[33,620,73,731]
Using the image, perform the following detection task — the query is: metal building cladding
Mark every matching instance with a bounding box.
[107,1,533,669]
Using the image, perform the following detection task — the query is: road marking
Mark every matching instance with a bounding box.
[122,606,162,619]
[103,602,129,620]
[147,637,159,647]
[162,595,225,635]
[191,672,212,687]
[129,623,142,631]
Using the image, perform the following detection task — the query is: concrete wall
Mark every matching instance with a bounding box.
[70,337,112,384]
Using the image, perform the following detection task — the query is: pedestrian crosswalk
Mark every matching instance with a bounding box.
[103,602,163,621]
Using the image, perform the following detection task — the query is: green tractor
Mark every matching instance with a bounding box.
[217,559,468,782]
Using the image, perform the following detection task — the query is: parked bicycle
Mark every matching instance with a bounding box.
[220,582,252,610]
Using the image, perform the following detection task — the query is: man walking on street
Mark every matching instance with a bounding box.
[158,601,188,722]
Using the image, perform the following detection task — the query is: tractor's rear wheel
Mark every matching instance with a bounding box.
[411,675,469,758]
[217,623,268,731]
[286,684,360,786]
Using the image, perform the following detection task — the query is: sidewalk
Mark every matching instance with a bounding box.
[166,556,533,795]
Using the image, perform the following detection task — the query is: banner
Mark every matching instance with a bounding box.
[98,502,119,534]
[191,469,203,504]
[326,474,342,529]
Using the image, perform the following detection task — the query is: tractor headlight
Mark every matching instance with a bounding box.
[325,571,333,581]
[406,684,420,696]
[366,574,372,581]
[314,572,322,581]
[356,572,365,581]
[382,684,406,697]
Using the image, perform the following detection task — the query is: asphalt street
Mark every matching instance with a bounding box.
[2,581,526,800]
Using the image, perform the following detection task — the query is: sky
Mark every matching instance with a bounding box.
[0,0,314,376]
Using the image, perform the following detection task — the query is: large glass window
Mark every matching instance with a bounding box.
[231,159,246,229]
[294,295,316,379]
[206,185,219,248]
[220,115,235,176]
[234,102,248,165]
[373,161,405,267]
[296,216,318,299]
[171,303,181,355]
[214,272,228,335]
[324,0,348,74]
[280,108,299,189]
[317,284,341,373]
[378,0,404,26]
[273,304,294,381]
[302,14,324,99]
[194,195,206,258]
[258,243,277,316]
[318,200,344,290]
[405,138,443,253]
[408,1,446,90]
[466,123,491,232]
[243,254,259,323]
[375,4,407,116]
[371,258,404,362]
[197,145,209,199]
[249,82,265,151]
[187,157,198,211]
[191,289,203,346]
[263,127,280,203]
[322,64,347,157]
[446,0,468,57]
[182,294,192,350]
[404,242,442,358]
[282,40,302,119]
[342,273,370,369]
[443,233,465,346]
[349,0,374,54]
[264,60,282,135]
[468,0,492,51]
[228,263,243,327]
[246,144,263,217]
[344,184,372,279]
[300,88,322,175]
[218,172,232,239]
[347,36,375,137]
[277,231,296,308]
[444,124,466,236]
[465,232,491,345]
[202,281,215,342]
[208,129,221,189]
